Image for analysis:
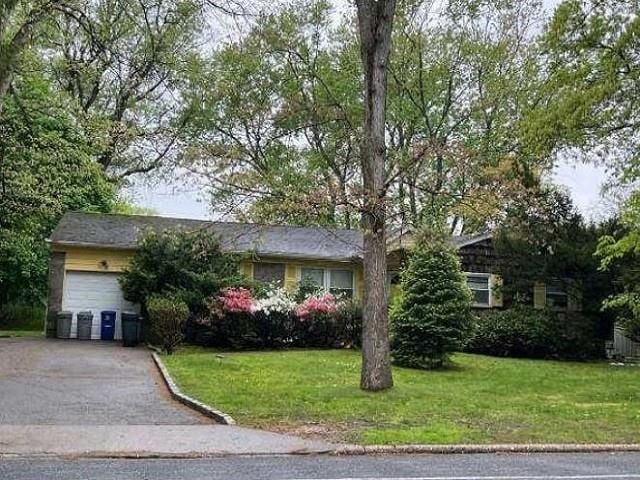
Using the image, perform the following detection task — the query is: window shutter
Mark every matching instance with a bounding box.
[533,282,546,310]
[285,265,298,292]
[489,274,503,308]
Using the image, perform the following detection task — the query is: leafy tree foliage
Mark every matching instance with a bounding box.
[0,69,114,305]
[119,228,243,313]
[184,0,549,234]
[535,0,640,342]
[390,234,472,369]
[597,193,640,341]
[44,0,204,179]
[530,0,640,172]
[494,187,617,320]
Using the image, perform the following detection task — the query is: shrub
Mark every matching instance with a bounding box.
[296,293,338,319]
[390,236,472,369]
[466,306,605,360]
[186,289,362,349]
[119,229,243,315]
[218,287,255,313]
[0,304,45,330]
[296,298,362,348]
[465,306,561,358]
[147,296,189,354]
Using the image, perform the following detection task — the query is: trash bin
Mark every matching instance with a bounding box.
[56,311,72,339]
[76,311,93,340]
[121,312,141,347]
[101,311,116,341]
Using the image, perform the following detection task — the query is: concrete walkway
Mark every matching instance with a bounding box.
[0,425,332,456]
[0,338,333,456]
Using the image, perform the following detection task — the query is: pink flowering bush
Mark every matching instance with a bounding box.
[218,287,255,313]
[296,293,338,320]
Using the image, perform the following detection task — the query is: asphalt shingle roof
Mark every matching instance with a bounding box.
[49,212,364,262]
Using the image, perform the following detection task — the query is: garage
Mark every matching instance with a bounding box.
[61,271,139,340]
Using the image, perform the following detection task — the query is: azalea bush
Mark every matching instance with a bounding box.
[218,287,255,313]
[186,286,361,349]
[296,293,338,319]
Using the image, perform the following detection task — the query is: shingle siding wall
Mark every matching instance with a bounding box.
[458,239,500,274]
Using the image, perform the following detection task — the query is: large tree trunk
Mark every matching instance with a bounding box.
[355,0,397,391]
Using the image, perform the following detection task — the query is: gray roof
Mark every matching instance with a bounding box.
[50,212,364,262]
[451,232,492,248]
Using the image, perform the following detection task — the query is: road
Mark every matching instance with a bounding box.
[2,453,640,480]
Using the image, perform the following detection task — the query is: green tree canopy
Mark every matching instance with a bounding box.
[0,68,114,304]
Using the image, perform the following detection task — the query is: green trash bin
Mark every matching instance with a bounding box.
[121,312,141,347]
[76,311,93,340]
[56,311,72,339]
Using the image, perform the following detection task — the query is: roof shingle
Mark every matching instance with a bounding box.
[49,212,364,262]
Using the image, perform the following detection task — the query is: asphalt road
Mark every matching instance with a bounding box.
[2,453,640,480]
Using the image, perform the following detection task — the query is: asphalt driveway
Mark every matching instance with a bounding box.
[0,338,206,425]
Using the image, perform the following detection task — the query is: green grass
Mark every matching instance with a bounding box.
[163,348,640,445]
[0,330,43,338]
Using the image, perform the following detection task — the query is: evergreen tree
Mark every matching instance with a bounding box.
[391,235,472,369]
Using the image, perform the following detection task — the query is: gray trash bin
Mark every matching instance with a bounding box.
[56,311,73,339]
[77,311,93,340]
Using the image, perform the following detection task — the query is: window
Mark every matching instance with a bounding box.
[300,267,354,298]
[546,282,568,309]
[466,273,490,307]
[301,268,324,288]
[329,270,354,298]
[253,263,285,286]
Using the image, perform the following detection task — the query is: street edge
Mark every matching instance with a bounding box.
[151,352,236,425]
[334,443,640,455]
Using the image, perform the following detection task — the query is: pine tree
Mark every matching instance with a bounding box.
[391,236,472,369]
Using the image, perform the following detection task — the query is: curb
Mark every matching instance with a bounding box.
[333,443,640,455]
[151,352,236,425]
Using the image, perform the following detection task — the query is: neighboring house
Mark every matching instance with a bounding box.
[46,211,579,340]
[387,229,581,312]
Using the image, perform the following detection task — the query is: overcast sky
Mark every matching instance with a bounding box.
[125,0,610,222]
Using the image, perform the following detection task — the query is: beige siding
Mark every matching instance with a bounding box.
[52,245,364,300]
[57,247,135,273]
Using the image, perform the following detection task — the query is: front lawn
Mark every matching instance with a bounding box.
[163,348,640,445]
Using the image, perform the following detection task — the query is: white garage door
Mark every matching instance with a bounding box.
[61,271,140,340]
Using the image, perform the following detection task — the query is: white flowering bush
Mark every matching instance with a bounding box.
[253,287,297,316]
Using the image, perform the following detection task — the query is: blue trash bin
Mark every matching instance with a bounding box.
[101,311,116,341]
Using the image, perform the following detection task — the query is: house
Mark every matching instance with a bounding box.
[47,212,364,339]
[46,211,575,339]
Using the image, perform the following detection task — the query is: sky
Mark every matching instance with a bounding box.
[125,0,610,222]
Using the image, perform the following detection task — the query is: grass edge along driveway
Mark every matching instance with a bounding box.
[162,348,640,445]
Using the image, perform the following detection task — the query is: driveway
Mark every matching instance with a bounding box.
[0,338,332,456]
[0,338,206,425]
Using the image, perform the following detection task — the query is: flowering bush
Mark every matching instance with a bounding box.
[218,287,255,313]
[254,288,296,316]
[296,293,338,319]
[185,288,362,349]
